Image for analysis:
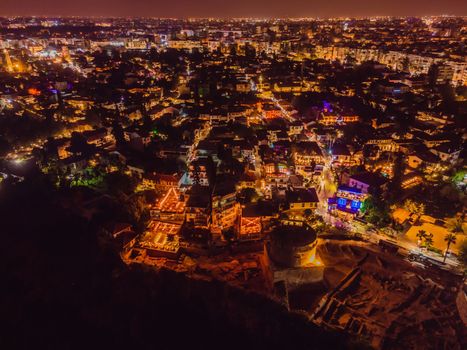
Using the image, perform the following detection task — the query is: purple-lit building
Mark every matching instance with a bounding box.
[328,185,367,220]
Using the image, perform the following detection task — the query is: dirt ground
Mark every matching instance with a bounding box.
[306,239,466,350]
[130,238,465,349]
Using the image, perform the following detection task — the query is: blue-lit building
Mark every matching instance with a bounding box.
[328,185,367,220]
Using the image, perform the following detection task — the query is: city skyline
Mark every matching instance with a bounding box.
[1,0,467,18]
[0,14,465,350]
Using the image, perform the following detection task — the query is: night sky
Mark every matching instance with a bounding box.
[1,0,466,18]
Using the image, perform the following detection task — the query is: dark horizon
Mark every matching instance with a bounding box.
[1,0,467,18]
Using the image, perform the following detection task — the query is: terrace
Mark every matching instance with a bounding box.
[138,221,182,258]
[151,187,187,223]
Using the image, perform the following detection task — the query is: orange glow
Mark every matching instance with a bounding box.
[307,253,323,267]
[28,88,41,96]
[311,258,323,266]
[139,221,181,253]
[156,187,186,213]
[240,217,261,235]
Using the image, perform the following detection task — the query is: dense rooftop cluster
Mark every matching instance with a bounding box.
[0,16,466,350]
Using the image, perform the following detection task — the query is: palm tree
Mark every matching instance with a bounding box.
[424,233,434,250]
[445,216,465,235]
[443,233,457,263]
[416,229,426,246]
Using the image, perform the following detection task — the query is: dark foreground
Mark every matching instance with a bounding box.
[0,178,360,350]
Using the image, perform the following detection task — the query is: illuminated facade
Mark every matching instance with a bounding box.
[185,186,211,230]
[138,221,181,259]
[286,188,320,212]
[211,183,240,236]
[328,186,367,219]
[150,187,187,224]
[261,224,324,292]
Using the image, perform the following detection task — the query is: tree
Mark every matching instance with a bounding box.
[424,232,434,250]
[44,137,59,160]
[104,171,137,196]
[403,199,425,217]
[112,123,125,147]
[389,152,406,199]
[362,195,390,228]
[124,194,149,232]
[445,216,466,235]
[428,63,439,87]
[84,109,103,128]
[458,239,467,271]
[70,132,94,156]
[416,229,427,246]
[440,184,462,202]
[443,233,457,263]
[304,208,313,221]
[239,187,259,204]
[142,112,153,132]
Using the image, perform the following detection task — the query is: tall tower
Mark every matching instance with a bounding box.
[3,49,13,72]
[62,46,72,63]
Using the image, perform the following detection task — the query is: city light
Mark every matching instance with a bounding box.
[0,13,465,350]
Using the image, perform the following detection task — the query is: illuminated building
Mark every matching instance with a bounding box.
[144,173,182,192]
[288,121,304,136]
[286,188,320,212]
[239,215,262,240]
[273,80,303,93]
[125,39,148,50]
[188,158,212,187]
[167,40,203,51]
[263,161,290,188]
[185,186,211,230]
[261,104,282,119]
[407,152,441,174]
[211,182,240,236]
[261,224,324,293]
[53,139,72,160]
[400,173,423,190]
[3,49,13,72]
[82,128,114,148]
[293,142,324,173]
[319,112,339,126]
[60,46,71,63]
[236,171,257,190]
[432,63,454,85]
[377,81,410,96]
[328,186,367,220]
[138,221,182,259]
[366,138,399,153]
[348,172,389,195]
[341,115,360,123]
[150,187,187,224]
[331,144,356,167]
[238,202,278,241]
